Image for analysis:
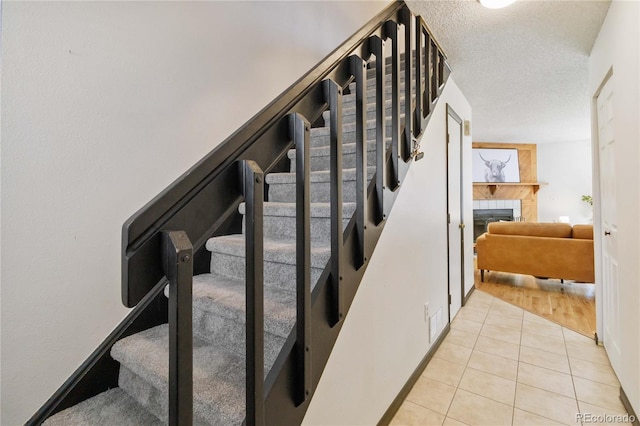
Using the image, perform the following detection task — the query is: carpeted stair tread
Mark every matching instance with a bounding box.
[238,201,356,219]
[206,234,331,269]
[310,119,397,137]
[308,130,391,148]
[265,166,376,203]
[112,324,246,425]
[192,273,297,339]
[323,107,404,122]
[350,81,409,98]
[159,273,297,340]
[365,60,417,77]
[42,388,163,426]
[288,140,376,159]
[287,141,379,173]
[361,70,409,84]
[190,273,295,370]
[342,92,408,107]
[239,202,356,244]
[265,166,374,185]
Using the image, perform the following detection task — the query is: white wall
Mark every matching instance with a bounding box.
[0,2,390,424]
[303,79,472,425]
[588,0,640,416]
[537,140,593,225]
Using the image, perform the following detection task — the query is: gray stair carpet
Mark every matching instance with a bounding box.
[42,389,163,426]
[239,201,356,244]
[44,56,415,425]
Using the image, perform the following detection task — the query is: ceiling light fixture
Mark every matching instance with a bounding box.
[478,0,517,9]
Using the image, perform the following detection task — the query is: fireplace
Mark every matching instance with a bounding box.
[473,209,514,242]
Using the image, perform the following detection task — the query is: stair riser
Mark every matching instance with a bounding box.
[351,87,409,104]
[353,80,410,97]
[245,213,352,245]
[118,368,175,424]
[268,179,364,204]
[350,77,411,92]
[320,118,401,134]
[118,367,223,426]
[324,107,403,124]
[193,310,284,372]
[209,253,325,293]
[310,126,391,147]
[366,63,419,79]
[341,96,407,117]
[289,148,377,174]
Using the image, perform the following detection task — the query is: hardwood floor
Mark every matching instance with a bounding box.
[474,268,596,338]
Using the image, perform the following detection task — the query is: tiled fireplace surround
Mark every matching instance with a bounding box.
[472,200,523,242]
[473,200,522,219]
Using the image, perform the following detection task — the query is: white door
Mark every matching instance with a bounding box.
[596,75,620,370]
[447,107,464,320]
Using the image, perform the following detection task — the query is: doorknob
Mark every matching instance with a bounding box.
[604,231,611,236]
[459,224,465,229]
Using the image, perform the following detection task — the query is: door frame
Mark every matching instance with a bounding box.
[591,67,613,343]
[445,104,465,322]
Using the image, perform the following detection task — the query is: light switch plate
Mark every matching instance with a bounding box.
[429,314,438,342]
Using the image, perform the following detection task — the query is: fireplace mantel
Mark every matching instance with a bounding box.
[473,182,548,196]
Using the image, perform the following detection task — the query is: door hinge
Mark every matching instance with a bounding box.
[448,294,452,304]
[446,134,450,144]
[447,213,451,223]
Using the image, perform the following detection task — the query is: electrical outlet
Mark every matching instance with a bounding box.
[424,302,429,322]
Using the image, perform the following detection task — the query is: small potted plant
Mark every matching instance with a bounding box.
[582,195,593,223]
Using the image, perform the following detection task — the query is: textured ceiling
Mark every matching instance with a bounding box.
[406,0,611,144]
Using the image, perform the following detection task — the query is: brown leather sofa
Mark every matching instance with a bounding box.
[476,222,595,283]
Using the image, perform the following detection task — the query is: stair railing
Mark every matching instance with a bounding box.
[242,160,266,423]
[161,231,194,425]
[27,2,450,425]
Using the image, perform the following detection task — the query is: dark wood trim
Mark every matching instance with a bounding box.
[620,386,640,426]
[376,324,451,426]
[463,285,476,306]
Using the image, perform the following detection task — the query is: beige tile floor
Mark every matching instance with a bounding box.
[390,290,634,426]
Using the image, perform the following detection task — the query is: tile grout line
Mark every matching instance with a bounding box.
[564,326,583,426]
[511,304,525,426]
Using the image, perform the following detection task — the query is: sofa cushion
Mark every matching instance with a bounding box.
[572,224,594,240]
[487,222,572,238]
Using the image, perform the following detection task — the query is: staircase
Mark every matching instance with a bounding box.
[31,3,450,425]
